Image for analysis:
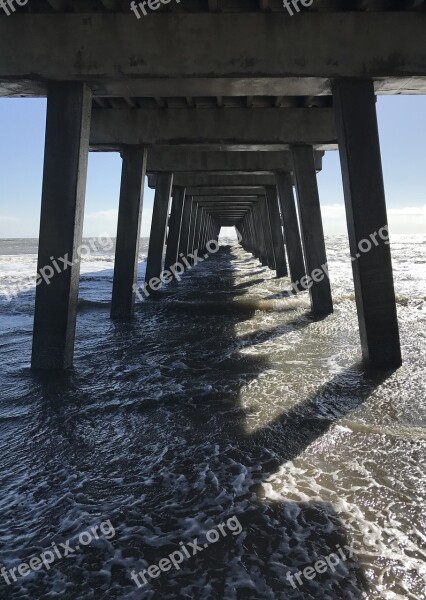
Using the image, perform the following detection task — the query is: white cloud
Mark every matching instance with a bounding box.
[321,204,345,219]
[388,205,426,217]
[0,214,18,222]
[83,209,118,237]
[320,203,426,235]
[85,209,118,220]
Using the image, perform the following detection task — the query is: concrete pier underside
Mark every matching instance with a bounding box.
[0,2,414,369]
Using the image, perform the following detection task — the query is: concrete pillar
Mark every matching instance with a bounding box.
[32,82,91,370]
[193,205,204,259]
[111,146,147,319]
[276,172,306,284]
[199,210,206,254]
[292,145,333,315]
[254,202,267,265]
[185,200,196,266]
[178,196,193,264]
[260,197,276,270]
[164,186,185,271]
[203,212,211,254]
[250,210,259,257]
[188,202,199,262]
[240,216,249,252]
[265,186,288,277]
[333,80,401,368]
[249,209,260,260]
[145,172,173,286]
[247,214,255,254]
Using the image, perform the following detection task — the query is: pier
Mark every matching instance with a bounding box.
[1,1,423,369]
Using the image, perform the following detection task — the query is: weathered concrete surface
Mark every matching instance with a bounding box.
[143,143,334,152]
[90,109,336,147]
[276,173,306,285]
[149,174,279,188]
[1,14,426,97]
[333,80,401,369]
[178,197,193,259]
[194,198,256,203]
[260,197,276,271]
[111,146,147,319]
[143,150,323,173]
[145,173,173,286]
[292,145,333,316]
[32,82,91,370]
[255,203,269,267]
[265,186,288,278]
[186,187,266,196]
[164,187,185,271]
[193,206,204,258]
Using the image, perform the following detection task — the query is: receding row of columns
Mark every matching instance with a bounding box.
[30,79,401,372]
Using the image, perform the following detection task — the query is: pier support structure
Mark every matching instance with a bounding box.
[265,186,288,278]
[292,145,333,316]
[111,146,147,319]
[164,187,186,271]
[276,172,306,285]
[32,82,91,370]
[333,80,401,368]
[145,172,173,286]
[177,196,193,267]
[261,197,276,270]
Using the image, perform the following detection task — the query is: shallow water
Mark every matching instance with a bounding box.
[0,236,425,599]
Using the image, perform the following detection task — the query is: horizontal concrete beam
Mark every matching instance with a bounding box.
[1,14,426,97]
[194,197,258,203]
[145,144,335,152]
[90,108,336,147]
[144,150,323,173]
[150,174,278,187]
[199,214,251,218]
[187,187,266,196]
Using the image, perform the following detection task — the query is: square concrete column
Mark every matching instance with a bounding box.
[260,197,276,270]
[32,82,91,370]
[249,211,258,258]
[333,80,401,368]
[199,210,207,254]
[111,146,147,319]
[145,172,173,286]
[186,201,198,262]
[178,196,193,263]
[276,172,306,285]
[164,186,185,271]
[254,202,267,266]
[249,209,260,260]
[188,202,199,263]
[265,186,288,277]
[193,205,204,259]
[292,145,333,316]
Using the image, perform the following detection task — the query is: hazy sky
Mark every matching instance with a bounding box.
[0,96,425,239]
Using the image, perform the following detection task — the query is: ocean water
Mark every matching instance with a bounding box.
[0,235,425,600]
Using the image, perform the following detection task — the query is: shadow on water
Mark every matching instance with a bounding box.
[2,245,396,599]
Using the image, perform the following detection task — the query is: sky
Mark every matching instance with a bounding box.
[0,96,425,239]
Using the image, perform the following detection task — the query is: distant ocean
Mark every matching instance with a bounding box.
[0,235,425,599]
